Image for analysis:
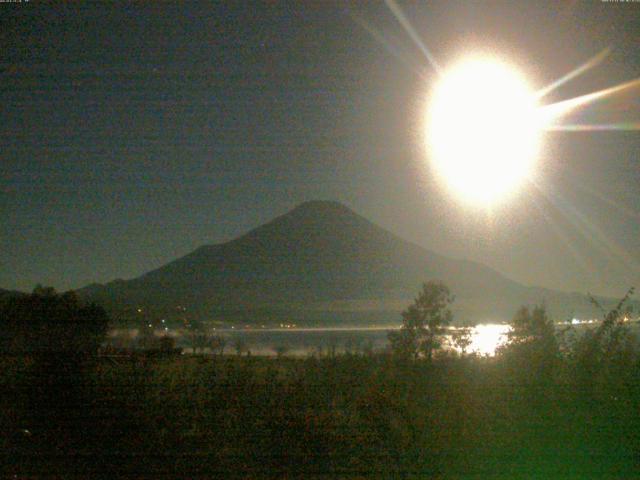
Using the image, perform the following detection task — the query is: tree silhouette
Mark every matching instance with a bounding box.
[159,335,176,352]
[0,287,111,474]
[508,305,555,345]
[233,337,248,356]
[189,331,210,354]
[210,334,227,356]
[388,281,454,361]
[500,304,559,391]
[273,344,290,358]
[573,288,636,392]
[1,286,109,354]
[452,327,472,355]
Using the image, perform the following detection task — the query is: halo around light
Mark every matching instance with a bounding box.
[426,57,542,207]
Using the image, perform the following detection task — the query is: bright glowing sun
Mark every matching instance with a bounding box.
[427,57,542,206]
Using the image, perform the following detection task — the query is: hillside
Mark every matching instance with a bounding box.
[79,201,627,325]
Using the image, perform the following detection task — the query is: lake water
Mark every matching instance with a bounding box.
[207,324,514,356]
[109,321,639,357]
[111,324,513,357]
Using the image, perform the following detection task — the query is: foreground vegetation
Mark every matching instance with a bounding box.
[1,286,639,478]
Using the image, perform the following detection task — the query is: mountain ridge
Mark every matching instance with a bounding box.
[78,201,630,325]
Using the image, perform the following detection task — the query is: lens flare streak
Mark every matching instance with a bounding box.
[383,0,441,74]
[540,77,640,122]
[536,48,611,99]
[349,11,428,79]
[532,179,640,273]
[544,122,640,131]
[573,183,640,222]
[530,196,596,277]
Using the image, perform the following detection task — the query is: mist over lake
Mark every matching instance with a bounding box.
[108,320,640,357]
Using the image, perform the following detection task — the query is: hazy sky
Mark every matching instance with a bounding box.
[2,1,639,297]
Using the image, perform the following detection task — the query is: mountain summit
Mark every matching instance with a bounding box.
[80,201,613,325]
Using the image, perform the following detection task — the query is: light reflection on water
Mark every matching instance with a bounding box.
[213,324,513,357]
[111,323,513,357]
[464,324,511,356]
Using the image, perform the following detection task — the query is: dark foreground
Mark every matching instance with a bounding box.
[2,348,639,479]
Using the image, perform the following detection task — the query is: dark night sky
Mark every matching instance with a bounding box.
[1,1,639,297]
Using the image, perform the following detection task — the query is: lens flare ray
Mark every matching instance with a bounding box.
[384,0,441,74]
[574,182,640,222]
[349,12,428,78]
[536,47,611,99]
[530,196,597,278]
[544,122,640,131]
[531,179,640,273]
[540,77,640,121]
